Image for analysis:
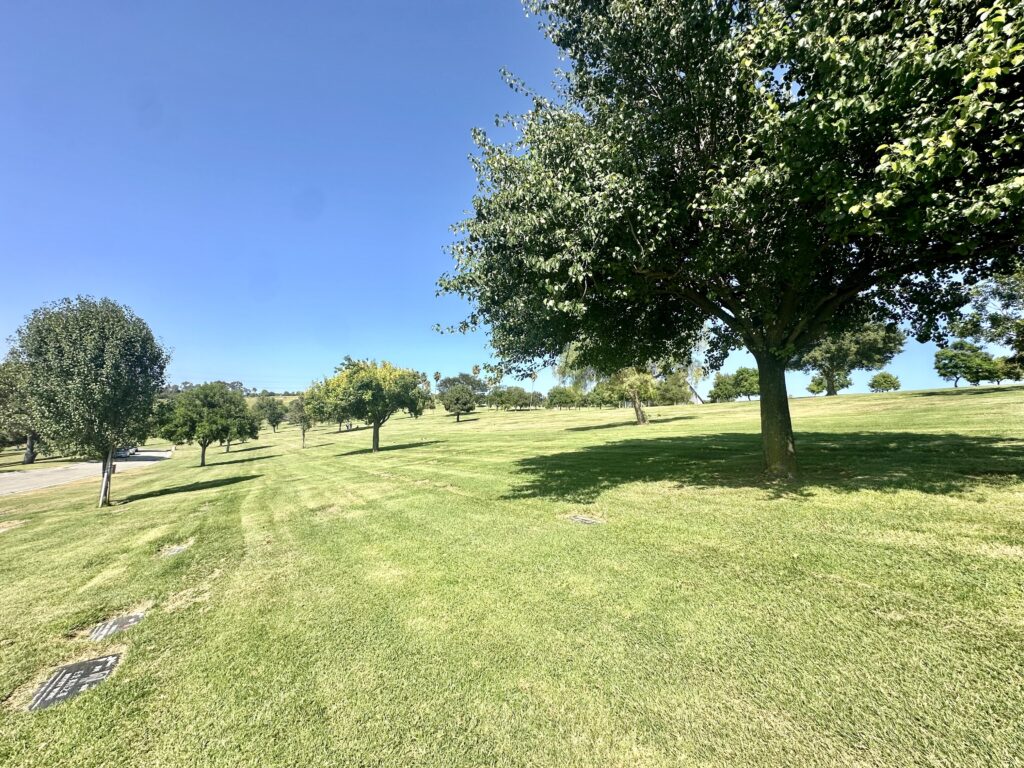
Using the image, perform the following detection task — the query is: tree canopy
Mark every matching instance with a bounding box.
[934,341,997,387]
[252,393,287,432]
[440,0,1023,476]
[0,358,39,463]
[13,297,167,505]
[954,266,1024,365]
[868,372,901,393]
[161,382,252,466]
[790,324,906,396]
[325,358,427,452]
[440,383,477,422]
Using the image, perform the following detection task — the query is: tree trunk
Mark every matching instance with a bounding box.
[301,428,306,448]
[630,392,648,425]
[754,353,797,478]
[98,446,113,507]
[372,421,381,452]
[200,443,208,467]
[225,439,231,453]
[825,373,838,396]
[22,432,38,465]
[456,413,461,423]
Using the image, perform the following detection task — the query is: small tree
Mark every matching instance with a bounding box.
[252,393,287,432]
[328,358,426,452]
[287,395,312,448]
[732,367,760,401]
[935,341,993,388]
[161,382,249,467]
[14,297,168,505]
[868,372,901,393]
[224,405,261,452]
[438,373,489,403]
[708,373,740,403]
[613,368,657,425]
[807,376,827,396]
[790,324,906,397]
[440,384,476,422]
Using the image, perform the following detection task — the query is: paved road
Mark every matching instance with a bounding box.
[0,450,172,497]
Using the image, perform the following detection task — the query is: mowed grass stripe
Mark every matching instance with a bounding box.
[1,387,1023,766]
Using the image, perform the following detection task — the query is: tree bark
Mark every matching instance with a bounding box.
[225,440,231,453]
[456,413,461,423]
[301,428,306,448]
[754,353,797,477]
[22,432,38,465]
[200,443,208,467]
[630,392,648,425]
[372,421,381,452]
[825,373,838,396]
[98,446,113,507]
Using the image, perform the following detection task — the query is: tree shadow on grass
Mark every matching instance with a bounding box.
[121,475,261,503]
[223,444,270,453]
[566,414,695,432]
[506,432,1024,502]
[909,386,1023,398]
[338,441,443,457]
[206,455,280,467]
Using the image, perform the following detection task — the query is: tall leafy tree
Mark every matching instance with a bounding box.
[161,382,250,467]
[440,0,1023,476]
[327,358,426,452]
[13,297,168,505]
[790,324,906,396]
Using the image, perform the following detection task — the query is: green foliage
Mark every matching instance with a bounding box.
[0,358,35,453]
[437,373,488,402]
[14,297,168,463]
[161,382,252,466]
[440,0,1023,474]
[252,394,287,432]
[934,340,996,387]
[868,372,901,393]
[807,376,827,396]
[791,324,906,396]
[325,358,427,451]
[954,266,1024,364]
[305,378,351,428]
[546,385,581,409]
[287,395,313,447]
[440,384,477,422]
[732,367,761,401]
[708,368,759,403]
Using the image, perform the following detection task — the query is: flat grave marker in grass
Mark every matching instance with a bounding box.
[160,540,192,557]
[89,612,145,641]
[28,654,120,712]
[568,514,603,525]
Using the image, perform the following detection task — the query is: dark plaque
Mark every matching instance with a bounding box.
[28,654,120,712]
[89,612,144,641]
[569,514,603,525]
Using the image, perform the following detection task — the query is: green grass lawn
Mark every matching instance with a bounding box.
[0,451,80,474]
[1,387,1023,766]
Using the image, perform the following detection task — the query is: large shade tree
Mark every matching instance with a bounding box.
[790,323,906,396]
[326,358,427,452]
[440,0,1023,476]
[13,297,168,505]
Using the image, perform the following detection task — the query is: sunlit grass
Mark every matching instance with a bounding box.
[1,387,1022,766]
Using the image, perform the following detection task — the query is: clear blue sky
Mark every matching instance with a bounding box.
[0,1,960,397]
